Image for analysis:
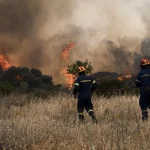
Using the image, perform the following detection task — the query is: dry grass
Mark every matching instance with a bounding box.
[0,94,150,150]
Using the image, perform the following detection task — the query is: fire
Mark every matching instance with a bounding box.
[118,74,132,81]
[16,75,23,81]
[118,76,123,81]
[125,74,132,79]
[0,54,11,70]
[60,41,76,88]
[61,68,75,88]
[60,41,75,62]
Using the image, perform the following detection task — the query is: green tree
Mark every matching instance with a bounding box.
[0,81,15,95]
[67,59,93,76]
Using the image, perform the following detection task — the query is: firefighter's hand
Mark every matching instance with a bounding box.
[74,94,77,99]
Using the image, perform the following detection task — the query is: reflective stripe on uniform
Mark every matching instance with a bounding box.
[74,83,79,86]
[78,113,83,115]
[135,79,141,82]
[92,80,96,84]
[141,74,150,77]
[80,80,91,83]
[88,109,93,113]
[142,109,148,112]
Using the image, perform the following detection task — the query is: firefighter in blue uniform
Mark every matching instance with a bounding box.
[135,58,150,121]
[73,66,97,123]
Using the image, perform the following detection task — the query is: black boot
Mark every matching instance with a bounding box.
[142,110,148,121]
[78,114,85,123]
[89,111,97,124]
[91,115,97,124]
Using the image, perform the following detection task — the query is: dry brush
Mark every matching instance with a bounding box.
[0,94,150,150]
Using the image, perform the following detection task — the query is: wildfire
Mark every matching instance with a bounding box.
[118,76,123,81]
[125,74,132,79]
[61,68,75,88]
[60,41,76,88]
[118,74,132,81]
[16,75,23,81]
[0,54,11,70]
[60,41,75,62]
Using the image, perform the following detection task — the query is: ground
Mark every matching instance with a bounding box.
[0,94,150,150]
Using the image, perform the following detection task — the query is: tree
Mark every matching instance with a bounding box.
[42,75,53,85]
[31,68,42,77]
[67,59,93,76]
[0,81,15,95]
[0,66,54,91]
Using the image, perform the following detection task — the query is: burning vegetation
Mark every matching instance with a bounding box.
[0,61,53,95]
[0,37,149,94]
[0,0,149,86]
[60,41,75,62]
[60,41,76,88]
[0,54,10,70]
[117,75,132,81]
[117,72,132,81]
[0,52,137,96]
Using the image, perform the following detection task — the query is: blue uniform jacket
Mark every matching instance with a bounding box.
[135,66,150,90]
[73,74,97,99]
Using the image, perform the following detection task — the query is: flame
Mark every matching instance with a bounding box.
[125,74,132,79]
[61,68,75,88]
[60,41,75,62]
[60,41,76,88]
[16,75,23,81]
[118,76,123,81]
[118,74,132,81]
[0,54,11,70]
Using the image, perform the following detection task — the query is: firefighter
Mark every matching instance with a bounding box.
[73,66,97,123]
[135,58,150,121]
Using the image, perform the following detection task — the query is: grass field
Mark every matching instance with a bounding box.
[0,94,150,150]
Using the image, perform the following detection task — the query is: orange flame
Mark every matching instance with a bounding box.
[60,41,76,88]
[118,74,132,81]
[0,54,11,70]
[60,41,75,62]
[61,68,75,88]
[16,75,23,81]
[118,76,123,81]
[125,74,132,79]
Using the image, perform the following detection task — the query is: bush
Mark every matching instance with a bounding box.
[0,81,15,95]
[97,79,127,90]
[17,81,29,93]
[0,66,53,91]
[42,75,53,85]
[31,68,42,77]
[96,79,138,97]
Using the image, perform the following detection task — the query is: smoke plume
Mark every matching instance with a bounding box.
[0,0,150,83]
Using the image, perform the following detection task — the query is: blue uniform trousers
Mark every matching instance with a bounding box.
[139,88,150,121]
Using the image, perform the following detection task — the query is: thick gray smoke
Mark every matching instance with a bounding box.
[0,0,150,83]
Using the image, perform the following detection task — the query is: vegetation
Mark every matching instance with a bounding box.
[0,94,149,150]
[0,81,15,95]
[95,78,139,97]
[0,66,54,94]
[67,59,93,76]
[0,63,138,97]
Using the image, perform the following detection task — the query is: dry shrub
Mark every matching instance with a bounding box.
[0,94,150,150]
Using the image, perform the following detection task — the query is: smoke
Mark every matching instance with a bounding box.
[0,0,77,83]
[70,0,150,73]
[0,0,150,83]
